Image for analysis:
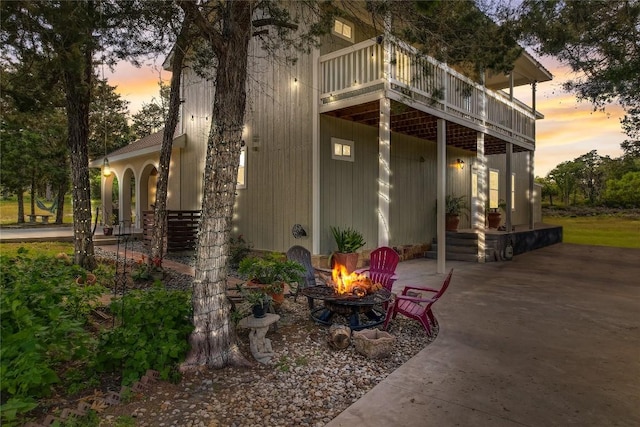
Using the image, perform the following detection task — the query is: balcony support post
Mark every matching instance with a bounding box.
[529,81,537,229]
[378,97,391,247]
[312,48,321,254]
[436,118,446,274]
[475,132,487,263]
[505,142,513,233]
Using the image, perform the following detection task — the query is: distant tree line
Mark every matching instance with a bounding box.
[536,144,640,208]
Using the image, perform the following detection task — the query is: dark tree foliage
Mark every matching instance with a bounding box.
[89,78,132,159]
[393,0,522,78]
[131,82,170,139]
[516,0,640,140]
[1,0,173,268]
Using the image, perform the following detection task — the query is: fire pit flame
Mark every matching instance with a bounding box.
[331,263,382,296]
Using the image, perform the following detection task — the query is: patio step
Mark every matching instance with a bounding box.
[428,232,498,262]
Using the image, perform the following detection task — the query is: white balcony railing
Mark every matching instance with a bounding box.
[319,37,536,144]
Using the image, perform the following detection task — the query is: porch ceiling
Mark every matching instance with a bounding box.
[323,100,529,155]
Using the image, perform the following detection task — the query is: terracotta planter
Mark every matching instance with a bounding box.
[76,273,97,285]
[445,214,460,232]
[269,290,285,305]
[487,212,501,229]
[332,252,359,274]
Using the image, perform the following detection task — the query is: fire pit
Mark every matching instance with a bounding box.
[299,263,392,330]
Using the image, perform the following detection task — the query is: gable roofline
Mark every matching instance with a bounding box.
[89,130,186,167]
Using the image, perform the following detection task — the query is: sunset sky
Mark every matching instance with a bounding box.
[107,54,627,178]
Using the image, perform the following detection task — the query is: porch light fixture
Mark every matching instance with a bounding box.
[456,159,465,170]
[102,157,111,177]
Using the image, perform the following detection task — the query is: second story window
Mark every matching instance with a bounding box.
[333,18,354,43]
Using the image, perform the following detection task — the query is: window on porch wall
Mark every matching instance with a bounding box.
[489,169,499,209]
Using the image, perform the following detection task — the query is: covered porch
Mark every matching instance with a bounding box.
[315,35,553,272]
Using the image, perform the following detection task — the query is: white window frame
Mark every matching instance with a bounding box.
[489,169,499,209]
[237,146,246,189]
[331,137,354,162]
[332,18,354,43]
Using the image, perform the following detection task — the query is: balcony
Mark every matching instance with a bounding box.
[319,36,543,154]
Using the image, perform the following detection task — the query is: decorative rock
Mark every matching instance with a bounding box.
[352,328,396,359]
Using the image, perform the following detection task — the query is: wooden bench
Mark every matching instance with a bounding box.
[28,214,52,224]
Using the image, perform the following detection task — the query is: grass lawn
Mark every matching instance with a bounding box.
[0,195,101,225]
[0,242,74,258]
[543,215,640,249]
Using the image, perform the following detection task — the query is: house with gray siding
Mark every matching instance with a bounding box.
[92,10,554,271]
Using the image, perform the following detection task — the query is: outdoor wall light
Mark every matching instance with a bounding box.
[102,158,111,177]
[456,158,465,170]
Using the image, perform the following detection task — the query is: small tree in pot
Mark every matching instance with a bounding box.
[444,195,468,232]
[238,253,305,306]
[330,226,366,273]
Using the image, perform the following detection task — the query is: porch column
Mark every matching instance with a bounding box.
[505,142,513,233]
[378,97,391,247]
[475,133,486,263]
[436,119,446,274]
[529,81,537,229]
[312,48,321,254]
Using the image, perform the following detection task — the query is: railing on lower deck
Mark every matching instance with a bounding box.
[319,36,536,145]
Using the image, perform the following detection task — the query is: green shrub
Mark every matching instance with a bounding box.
[96,285,193,385]
[228,234,252,269]
[0,251,102,424]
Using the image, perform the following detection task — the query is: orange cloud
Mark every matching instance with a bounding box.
[106,61,168,114]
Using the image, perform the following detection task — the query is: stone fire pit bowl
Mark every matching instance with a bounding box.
[352,328,396,359]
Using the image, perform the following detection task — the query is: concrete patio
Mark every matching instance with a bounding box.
[329,243,640,426]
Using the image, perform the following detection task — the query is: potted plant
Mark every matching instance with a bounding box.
[131,255,164,282]
[238,253,305,305]
[103,213,117,236]
[487,199,506,229]
[75,271,97,285]
[329,226,366,273]
[444,195,467,232]
[243,289,272,318]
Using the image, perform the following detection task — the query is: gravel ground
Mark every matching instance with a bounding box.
[93,245,436,427]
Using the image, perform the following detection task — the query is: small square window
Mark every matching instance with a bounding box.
[332,18,354,43]
[331,138,354,162]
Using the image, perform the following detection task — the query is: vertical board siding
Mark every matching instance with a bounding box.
[232,40,313,253]
[180,68,214,210]
[319,116,378,254]
[389,134,437,246]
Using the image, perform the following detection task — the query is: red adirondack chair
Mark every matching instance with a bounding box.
[384,269,453,337]
[357,246,400,292]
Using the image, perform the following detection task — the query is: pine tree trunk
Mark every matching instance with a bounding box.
[182,1,253,370]
[150,11,193,266]
[55,180,67,224]
[62,37,96,270]
[17,190,25,224]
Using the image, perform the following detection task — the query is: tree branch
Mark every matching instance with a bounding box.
[179,0,225,56]
[252,18,298,30]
